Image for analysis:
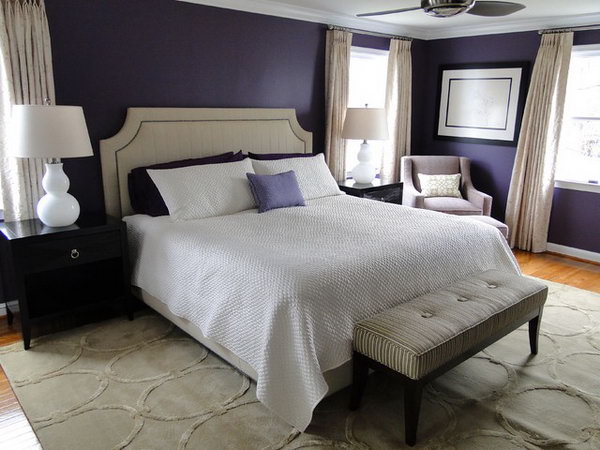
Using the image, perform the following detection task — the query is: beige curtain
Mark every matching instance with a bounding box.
[382,38,412,183]
[0,0,55,221]
[324,29,352,181]
[505,32,573,253]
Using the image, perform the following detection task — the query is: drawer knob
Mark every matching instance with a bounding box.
[70,249,80,259]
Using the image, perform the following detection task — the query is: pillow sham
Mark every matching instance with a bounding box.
[147,158,256,220]
[129,151,244,216]
[248,152,314,160]
[251,153,342,201]
[246,171,305,213]
[418,173,462,198]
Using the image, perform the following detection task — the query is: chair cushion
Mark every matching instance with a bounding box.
[462,215,509,239]
[408,156,461,192]
[353,270,548,380]
[423,197,482,215]
[418,173,462,198]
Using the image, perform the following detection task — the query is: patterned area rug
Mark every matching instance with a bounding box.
[1,278,600,449]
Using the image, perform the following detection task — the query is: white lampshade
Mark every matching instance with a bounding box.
[10,105,94,159]
[341,107,389,141]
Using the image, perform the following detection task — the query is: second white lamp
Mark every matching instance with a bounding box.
[11,105,94,227]
[342,106,389,184]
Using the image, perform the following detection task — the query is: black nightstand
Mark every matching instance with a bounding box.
[339,179,403,204]
[0,214,132,349]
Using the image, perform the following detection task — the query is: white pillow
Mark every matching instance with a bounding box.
[418,173,462,198]
[251,153,342,201]
[147,158,256,220]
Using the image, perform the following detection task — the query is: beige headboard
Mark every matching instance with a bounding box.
[100,108,313,217]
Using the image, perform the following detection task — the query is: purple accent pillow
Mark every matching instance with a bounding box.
[246,171,305,213]
[248,152,314,160]
[129,151,244,216]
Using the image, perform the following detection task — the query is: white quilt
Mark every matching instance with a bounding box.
[124,195,519,431]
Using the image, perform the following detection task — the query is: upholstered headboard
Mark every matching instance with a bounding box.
[99,108,313,217]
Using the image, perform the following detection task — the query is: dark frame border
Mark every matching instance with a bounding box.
[434,61,530,147]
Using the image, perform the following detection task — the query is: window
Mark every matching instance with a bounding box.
[346,46,389,177]
[556,44,600,189]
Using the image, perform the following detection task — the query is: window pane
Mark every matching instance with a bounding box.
[556,45,600,185]
[346,47,388,177]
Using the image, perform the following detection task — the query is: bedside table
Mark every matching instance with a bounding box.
[0,214,132,349]
[339,179,403,204]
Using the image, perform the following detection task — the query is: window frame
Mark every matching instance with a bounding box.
[346,45,389,178]
[554,43,600,193]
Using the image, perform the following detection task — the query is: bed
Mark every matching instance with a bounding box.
[100,107,519,431]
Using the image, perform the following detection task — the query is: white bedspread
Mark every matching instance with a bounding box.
[124,195,519,431]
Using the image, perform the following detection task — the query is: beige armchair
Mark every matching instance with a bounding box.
[401,155,492,216]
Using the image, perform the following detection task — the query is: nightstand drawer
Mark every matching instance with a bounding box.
[17,231,122,273]
[364,187,402,204]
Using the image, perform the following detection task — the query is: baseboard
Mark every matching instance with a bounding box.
[546,243,600,264]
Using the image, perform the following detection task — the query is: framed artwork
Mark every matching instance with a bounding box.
[435,62,529,146]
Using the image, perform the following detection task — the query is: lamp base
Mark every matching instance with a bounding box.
[37,163,80,227]
[351,141,377,184]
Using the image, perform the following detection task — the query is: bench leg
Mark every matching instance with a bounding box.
[529,307,543,355]
[404,381,423,447]
[350,351,369,410]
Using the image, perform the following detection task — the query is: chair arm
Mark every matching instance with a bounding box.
[402,185,426,209]
[465,185,492,216]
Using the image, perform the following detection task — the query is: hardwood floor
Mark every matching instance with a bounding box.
[514,249,600,293]
[0,318,41,449]
[0,250,598,449]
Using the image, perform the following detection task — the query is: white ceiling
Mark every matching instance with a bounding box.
[178,0,600,40]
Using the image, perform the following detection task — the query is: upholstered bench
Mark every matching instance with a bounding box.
[350,270,548,446]
[463,215,509,239]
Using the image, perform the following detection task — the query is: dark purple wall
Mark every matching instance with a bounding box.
[411,31,540,220]
[413,30,600,253]
[45,0,327,214]
[352,33,390,51]
[44,0,599,253]
[548,188,600,252]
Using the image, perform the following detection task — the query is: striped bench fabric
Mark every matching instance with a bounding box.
[353,270,548,380]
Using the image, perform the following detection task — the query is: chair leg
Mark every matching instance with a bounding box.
[349,351,369,410]
[404,381,423,447]
[529,307,543,355]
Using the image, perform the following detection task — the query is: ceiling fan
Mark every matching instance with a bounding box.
[357,0,526,19]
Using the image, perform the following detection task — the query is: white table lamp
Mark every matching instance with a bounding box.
[342,106,389,184]
[11,105,94,227]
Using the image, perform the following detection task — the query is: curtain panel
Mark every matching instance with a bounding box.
[0,0,55,221]
[324,29,352,182]
[382,38,412,183]
[505,32,573,253]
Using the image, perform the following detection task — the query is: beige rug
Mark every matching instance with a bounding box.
[1,279,600,449]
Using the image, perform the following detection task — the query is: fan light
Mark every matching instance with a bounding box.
[422,0,475,17]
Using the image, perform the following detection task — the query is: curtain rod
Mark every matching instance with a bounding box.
[539,24,600,34]
[328,25,412,41]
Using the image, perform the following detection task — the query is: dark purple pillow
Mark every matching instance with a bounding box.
[246,171,305,213]
[248,152,314,160]
[129,151,245,216]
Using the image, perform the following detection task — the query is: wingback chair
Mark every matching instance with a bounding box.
[401,156,492,216]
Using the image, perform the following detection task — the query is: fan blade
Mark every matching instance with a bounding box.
[357,7,421,18]
[467,1,525,17]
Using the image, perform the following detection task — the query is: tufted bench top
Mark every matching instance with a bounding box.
[353,270,548,380]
